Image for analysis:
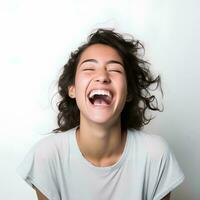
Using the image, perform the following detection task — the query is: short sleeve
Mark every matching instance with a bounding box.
[16,138,60,200]
[144,135,185,200]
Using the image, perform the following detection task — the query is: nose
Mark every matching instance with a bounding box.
[94,69,111,84]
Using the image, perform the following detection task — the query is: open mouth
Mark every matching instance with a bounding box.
[88,89,113,106]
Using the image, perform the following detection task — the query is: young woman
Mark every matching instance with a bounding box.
[17,28,184,200]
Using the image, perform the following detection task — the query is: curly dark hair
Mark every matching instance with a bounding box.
[52,28,163,133]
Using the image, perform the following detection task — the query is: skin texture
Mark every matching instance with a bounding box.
[68,44,128,163]
[69,44,127,128]
[34,44,171,199]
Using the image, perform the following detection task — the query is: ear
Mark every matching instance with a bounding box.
[68,85,76,99]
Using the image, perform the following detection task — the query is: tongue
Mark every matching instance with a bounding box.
[93,95,111,105]
[94,99,107,105]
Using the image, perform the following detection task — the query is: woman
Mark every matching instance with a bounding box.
[17,28,184,200]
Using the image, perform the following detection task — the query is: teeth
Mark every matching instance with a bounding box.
[89,90,112,99]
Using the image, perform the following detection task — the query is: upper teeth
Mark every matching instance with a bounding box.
[89,90,112,99]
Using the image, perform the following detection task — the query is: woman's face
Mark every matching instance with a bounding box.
[68,44,128,128]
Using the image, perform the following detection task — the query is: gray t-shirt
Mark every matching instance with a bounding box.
[17,127,184,200]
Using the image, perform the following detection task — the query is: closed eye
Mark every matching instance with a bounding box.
[107,63,124,74]
[108,69,122,73]
[83,68,95,71]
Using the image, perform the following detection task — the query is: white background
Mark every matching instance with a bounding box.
[0,0,199,199]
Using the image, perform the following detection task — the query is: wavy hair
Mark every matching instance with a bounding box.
[52,28,163,133]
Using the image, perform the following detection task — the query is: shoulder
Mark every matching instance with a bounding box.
[32,128,74,161]
[129,129,171,160]
[128,130,184,199]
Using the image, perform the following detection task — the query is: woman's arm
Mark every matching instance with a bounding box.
[161,192,171,200]
[33,185,48,200]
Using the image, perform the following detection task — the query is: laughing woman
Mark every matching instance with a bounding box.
[17,28,184,200]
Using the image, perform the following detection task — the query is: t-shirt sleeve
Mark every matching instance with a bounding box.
[16,137,60,200]
[144,135,185,200]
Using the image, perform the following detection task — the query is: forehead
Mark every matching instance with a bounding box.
[78,44,123,63]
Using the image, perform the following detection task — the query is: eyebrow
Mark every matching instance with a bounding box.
[80,59,124,67]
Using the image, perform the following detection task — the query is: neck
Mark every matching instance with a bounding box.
[76,119,127,165]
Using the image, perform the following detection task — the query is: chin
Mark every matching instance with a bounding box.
[87,114,120,127]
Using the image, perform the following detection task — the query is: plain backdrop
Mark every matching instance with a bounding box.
[0,0,199,199]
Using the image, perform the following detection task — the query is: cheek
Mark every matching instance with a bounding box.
[75,72,90,85]
[118,76,128,92]
[118,77,128,102]
[74,74,89,99]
